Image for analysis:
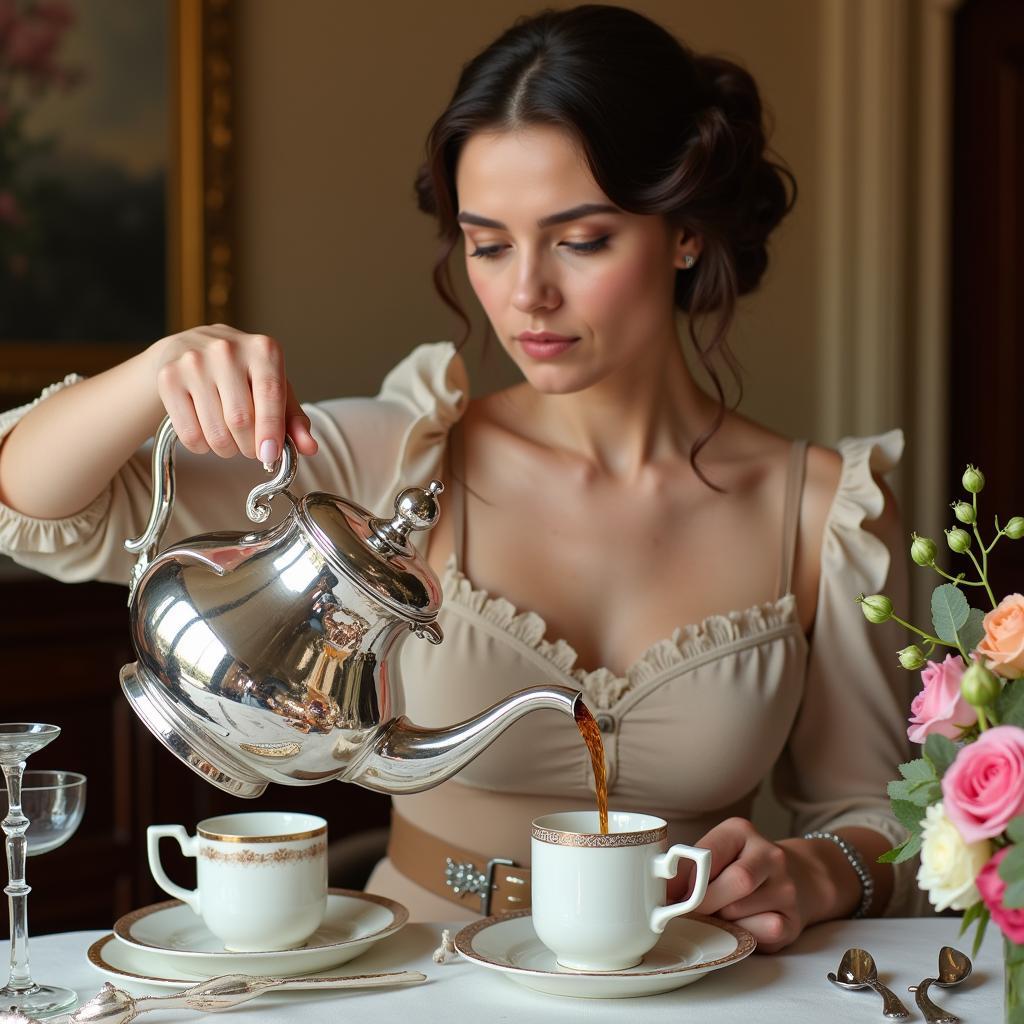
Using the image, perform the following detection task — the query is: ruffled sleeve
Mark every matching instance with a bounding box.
[0,342,467,585]
[300,341,468,517]
[771,429,926,916]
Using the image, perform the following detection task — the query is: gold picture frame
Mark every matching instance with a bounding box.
[0,0,234,406]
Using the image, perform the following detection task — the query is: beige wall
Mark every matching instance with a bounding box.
[235,0,823,439]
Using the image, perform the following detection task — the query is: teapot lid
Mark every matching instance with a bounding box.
[297,481,444,623]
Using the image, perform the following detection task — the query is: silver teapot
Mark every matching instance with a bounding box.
[120,417,582,798]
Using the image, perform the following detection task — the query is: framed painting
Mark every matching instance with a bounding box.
[0,0,234,408]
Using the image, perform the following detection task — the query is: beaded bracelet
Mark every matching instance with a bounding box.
[802,830,875,919]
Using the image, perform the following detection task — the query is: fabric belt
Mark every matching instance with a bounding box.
[387,810,531,917]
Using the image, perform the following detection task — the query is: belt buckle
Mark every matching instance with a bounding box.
[444,855,516,916]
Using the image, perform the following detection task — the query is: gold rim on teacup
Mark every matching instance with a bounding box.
[531,824,667,848]
[197,824,326,843]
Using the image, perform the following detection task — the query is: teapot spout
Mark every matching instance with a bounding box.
[352,685,582,794]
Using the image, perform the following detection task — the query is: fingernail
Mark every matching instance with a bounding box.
[259,439,278,468]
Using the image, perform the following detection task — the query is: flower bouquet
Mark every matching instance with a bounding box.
[858,466,1024,1023]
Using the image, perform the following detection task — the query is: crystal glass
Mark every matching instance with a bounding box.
[0,724,86,1017]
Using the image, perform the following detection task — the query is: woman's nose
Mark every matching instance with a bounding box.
[511,256,561,313]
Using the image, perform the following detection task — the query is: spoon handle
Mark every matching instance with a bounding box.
[909,977,961,1024]
[866,978,911,1019]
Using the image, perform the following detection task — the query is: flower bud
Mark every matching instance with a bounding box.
[952,501,976,525]
[1005,517,1024,540]
[962,465,985,494]
[960,661,1001,708]
[946,528,972,553]
[859,594,894,624]
[898,644,927,671]
[911,534,938,566]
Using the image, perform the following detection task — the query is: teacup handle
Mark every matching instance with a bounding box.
[147,824,201,914]
[648,844,712,933]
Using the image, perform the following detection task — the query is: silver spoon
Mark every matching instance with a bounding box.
[0,969,427,1024]
[907,946,972,1024]
[827,947,911,1019]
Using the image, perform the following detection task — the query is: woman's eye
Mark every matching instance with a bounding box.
[562,235,610,255]
[469,244,506,260]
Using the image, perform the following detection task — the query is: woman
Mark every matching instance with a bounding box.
[0,6,915,951]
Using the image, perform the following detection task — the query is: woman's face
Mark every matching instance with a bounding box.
[454,124,697,394]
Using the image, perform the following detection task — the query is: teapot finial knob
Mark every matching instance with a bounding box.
[367,480,444,555]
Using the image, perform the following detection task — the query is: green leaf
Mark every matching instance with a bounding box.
[898,759,938,783]
[1004,878,1024,909]
[1007,815,1024,845]
[877,832,923,864]
[924,734,959,777]
[959,900,984,934]
[932,584,970,643]
[891,799,926,832]
[959,607,986,655]
[999,845,1024,884]
[998,680,1024,728]
[888,778,942,806]
[891,831,923,863]
[971,908,989,959]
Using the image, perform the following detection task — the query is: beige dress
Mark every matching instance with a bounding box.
[0,342,919,920]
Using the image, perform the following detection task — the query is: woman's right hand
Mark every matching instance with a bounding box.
[153,324,318,465]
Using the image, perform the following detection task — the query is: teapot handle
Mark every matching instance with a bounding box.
[124,416,298,599]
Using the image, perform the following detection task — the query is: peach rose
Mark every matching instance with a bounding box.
[976,593,1024,678]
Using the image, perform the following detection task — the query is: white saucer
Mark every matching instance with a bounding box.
[454,910,755,999]
[109,889,407,977]
[88,933,390,989]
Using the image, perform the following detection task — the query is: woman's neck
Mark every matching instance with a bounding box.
[497,333,718,482]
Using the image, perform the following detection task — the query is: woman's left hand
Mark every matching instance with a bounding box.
[671,817,822,954]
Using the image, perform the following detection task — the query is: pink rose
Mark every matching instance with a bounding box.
[907,655,976,743]
[942,725,1024,842]
[976,847,1024,943]
[977,593,1024,678]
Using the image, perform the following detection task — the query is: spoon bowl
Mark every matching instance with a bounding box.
[936,946,972,987]
[827,947,910,1019]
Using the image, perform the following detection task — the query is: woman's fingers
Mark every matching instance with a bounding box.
[285,381,318,456]
[156,359,209,455]
[250,335,288,464]
[727,912,792,954]
[698,856,774,916]
[153,325,312,463]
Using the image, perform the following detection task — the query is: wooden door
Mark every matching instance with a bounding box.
[951,0,1024,600]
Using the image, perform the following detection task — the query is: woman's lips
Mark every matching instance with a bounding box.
[516,333,579,359]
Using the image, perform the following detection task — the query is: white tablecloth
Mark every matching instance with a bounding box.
[5,918,1005,1022]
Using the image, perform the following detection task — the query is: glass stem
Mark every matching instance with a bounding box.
[2,761,34,993]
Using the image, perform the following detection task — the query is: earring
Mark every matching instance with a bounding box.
[683,254,696,269]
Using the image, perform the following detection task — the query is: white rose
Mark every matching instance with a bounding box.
[917,801,991,912]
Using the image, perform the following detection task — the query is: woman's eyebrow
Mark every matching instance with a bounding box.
[456,202,620,229]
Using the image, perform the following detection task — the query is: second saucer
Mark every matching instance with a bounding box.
[112,889,407,977]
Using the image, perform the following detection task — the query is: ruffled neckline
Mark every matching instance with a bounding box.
[440,555,801,711]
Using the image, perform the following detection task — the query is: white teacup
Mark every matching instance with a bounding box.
[531,810,712,972]
[147,811,327,952]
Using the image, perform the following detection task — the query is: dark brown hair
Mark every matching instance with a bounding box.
[414,4,796,485]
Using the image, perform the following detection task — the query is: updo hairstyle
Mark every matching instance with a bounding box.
[415,4,796,480]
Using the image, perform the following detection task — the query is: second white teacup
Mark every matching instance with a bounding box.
[147,811,327,952]
[531,810,712,972]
